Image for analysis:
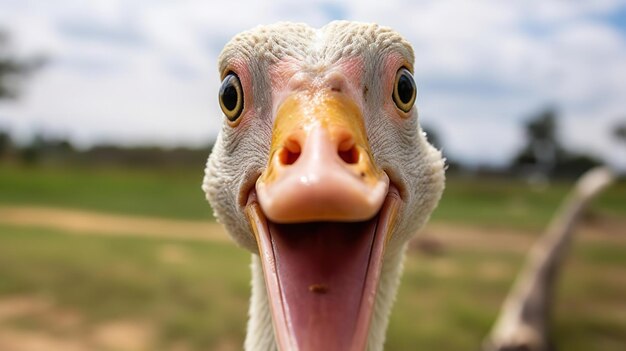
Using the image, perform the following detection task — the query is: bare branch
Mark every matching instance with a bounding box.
[482,167,615,351]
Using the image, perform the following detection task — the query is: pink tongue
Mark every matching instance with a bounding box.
[269,219,378,351]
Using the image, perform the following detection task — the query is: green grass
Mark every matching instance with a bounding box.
[1,224,624,350]
[0,165,212,220]
[0,224,250,349]
[387,241,626,351]
[431,177,626,229]
[1,164,625,229]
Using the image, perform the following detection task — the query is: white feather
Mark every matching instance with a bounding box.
[204,21,445,351]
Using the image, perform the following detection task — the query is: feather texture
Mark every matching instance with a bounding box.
[203,21,445,350]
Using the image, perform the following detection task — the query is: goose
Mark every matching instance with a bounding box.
[203,21,445,351]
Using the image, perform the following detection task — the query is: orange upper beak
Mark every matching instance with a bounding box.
[256,90,389,223]
[245,88,400,351]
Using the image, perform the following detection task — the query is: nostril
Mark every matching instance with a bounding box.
[337,136,359,165]
[281,149,300,165]
[338,145,359,164]
[278,140,301,166]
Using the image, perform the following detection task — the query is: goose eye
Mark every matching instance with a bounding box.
[219,73,244,122]
[392,68,417,113]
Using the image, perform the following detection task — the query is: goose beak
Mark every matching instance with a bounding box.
[245,90,401,351]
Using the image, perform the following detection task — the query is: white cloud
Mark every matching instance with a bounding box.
[0,0,625,169]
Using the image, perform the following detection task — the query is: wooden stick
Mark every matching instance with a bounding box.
[482,167,615,351]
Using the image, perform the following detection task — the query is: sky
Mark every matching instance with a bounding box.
[0,0,625,168]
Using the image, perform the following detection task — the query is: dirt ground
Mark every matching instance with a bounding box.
[0,205,230,242]
[1,205,623,249]
[0,205,623,351]
[0,294,156,351]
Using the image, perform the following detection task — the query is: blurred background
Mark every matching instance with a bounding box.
[0,1,624,350]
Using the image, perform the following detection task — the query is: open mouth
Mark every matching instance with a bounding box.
[245,186,401,351]
[241,88,401,350]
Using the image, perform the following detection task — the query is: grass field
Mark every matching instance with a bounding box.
[0,164,624,350]
[0,165,212,221]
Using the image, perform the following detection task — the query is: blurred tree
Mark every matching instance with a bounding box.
[0,30,42,100]
[0,30,44,163]
[557,154,603,178]
[0,129,11,158]
[512,108,602,180]
[512,109,562,180]
[19,132,44,165]
[614,121,626,143]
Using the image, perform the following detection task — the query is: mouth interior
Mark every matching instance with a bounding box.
[268,218,379,351]
[246,186,400,351]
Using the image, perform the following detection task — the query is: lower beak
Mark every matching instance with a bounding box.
[245,187,400,351]
[244,90,400,351]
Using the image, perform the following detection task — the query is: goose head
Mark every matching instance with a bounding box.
[203,21,445,351]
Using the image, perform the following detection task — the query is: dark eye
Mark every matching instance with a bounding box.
[219,73,244,122]
[392,68,417,113]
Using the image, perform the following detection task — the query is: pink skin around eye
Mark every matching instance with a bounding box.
[268,58,303,114]
[336,57,364,86]
[382,53,415,118]
[334,56,365,106]
[382,53,409,96]
[269,57,300,91]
